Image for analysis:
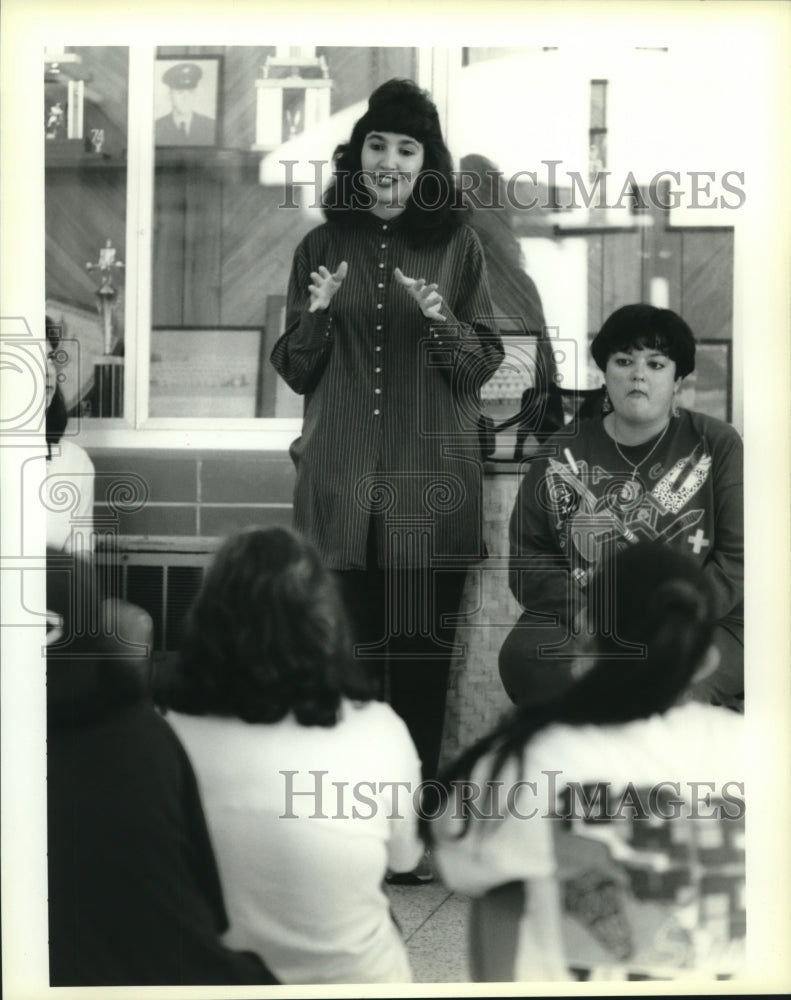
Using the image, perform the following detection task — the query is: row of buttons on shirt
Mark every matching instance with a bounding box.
[373,223,389,415]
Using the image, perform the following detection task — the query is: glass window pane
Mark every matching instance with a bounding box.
[589,130,607,174]
[149,45,417,419]
[45,46,129,420]
[589,79,608,130]
[149,328,263,418]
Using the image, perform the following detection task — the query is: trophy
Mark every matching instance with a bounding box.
[86,239,125,416]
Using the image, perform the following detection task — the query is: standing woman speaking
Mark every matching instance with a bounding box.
[272,79,503,797]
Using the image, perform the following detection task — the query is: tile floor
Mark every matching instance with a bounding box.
[386,881,471,983]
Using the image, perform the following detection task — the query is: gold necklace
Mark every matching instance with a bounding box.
[612,414,672,496]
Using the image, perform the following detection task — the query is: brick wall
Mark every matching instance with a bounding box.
[91,449,295,540]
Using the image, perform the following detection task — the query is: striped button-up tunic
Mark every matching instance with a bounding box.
[271,213,504,569]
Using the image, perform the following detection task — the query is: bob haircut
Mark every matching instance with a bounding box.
[323,78,465,247]
[590,303,696,379]
[165,526,372,727]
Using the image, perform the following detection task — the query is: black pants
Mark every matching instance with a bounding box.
[332,564,468,782]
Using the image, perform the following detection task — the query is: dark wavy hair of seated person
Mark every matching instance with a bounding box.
[162,527,373,727]
[322,78,468,248]
[425,541,716,842]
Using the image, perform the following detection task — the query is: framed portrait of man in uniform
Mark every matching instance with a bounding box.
[154,55,221,148]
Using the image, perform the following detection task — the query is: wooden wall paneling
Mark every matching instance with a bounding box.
[45,48,129,329]
[601,230,642,319]
[641,225,683,313]
[73,46,129,157]
[45,170,127,314]
[325,47,377,115]
[586,233,603,334]
[222,48,270,152]
[152,168,187,326]
[663,229,684,313]
[183,166,222,326]
[680,230,734,341]
[372,47,419,91]
[219,182,272,327]
[219,184,316,327]
[323,47,417,116]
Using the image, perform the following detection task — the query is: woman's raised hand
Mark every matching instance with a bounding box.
[394,267,447,321]
[308,261,348,313]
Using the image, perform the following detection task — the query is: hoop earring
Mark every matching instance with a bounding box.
[601,388,613,414]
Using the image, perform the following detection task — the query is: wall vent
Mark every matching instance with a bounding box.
[96,548,213,656]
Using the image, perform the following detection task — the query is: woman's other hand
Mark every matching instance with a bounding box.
[394,267,447,321]
[308,261,348,313]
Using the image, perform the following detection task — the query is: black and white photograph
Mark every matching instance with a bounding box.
[154,54,221,147]
[1,1,790,997]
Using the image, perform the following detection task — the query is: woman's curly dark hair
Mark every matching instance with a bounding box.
[165,527,372,726]
[323,78,467,247]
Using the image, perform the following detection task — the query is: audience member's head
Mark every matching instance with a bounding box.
[46,546,276,987]
[555,541,716,720]
[166,526,371,726]
[47,550,154,726]
[440,540,718,816]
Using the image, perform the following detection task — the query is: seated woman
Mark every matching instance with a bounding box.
[430,541,745,981]
[503,304,743,710]
[161,527,424,985]
[45,317,95,554]
[46,551,276,986]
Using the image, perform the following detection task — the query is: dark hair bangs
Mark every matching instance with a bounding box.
[610,329,674,358]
